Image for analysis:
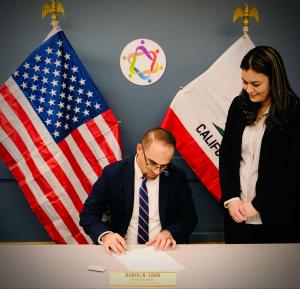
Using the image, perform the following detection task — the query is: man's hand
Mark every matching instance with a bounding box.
[228,199,247,223]
[146,230,176,251]
[243,201,259,218]
[101,232,127,256]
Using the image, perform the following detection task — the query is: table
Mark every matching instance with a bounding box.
[0,244,299,288]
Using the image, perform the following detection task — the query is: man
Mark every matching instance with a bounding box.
[80,127,197,255]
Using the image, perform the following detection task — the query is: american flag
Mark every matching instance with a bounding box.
[0,30,122,244]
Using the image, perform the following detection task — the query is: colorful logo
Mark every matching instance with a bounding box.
[120,39,166,86]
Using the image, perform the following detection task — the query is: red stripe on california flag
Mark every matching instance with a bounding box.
[59,139,92,194]
[71,128,103,176]
[101,109,122,148]
[161,108,221,201]
[0,111,88,244]
[0,143,66,244]
[86,119,117,164]
[1,84,84,212]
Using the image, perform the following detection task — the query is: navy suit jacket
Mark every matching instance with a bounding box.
[79,155,198,244]
[220,96,300,233]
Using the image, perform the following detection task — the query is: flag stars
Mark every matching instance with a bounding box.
[45,57,51,65]
[58,101,64,108]
[64,123,69,130]
[63,72,68,79]
[87,91,93,98]
[23,62,30,69]
[56,50,62,57]
[31,84,38,91]
[64,63,69,70]
[83,109,89,116]
[39,96,45,103]
[67,95,73,101]
[71,66,78,73]
[61,82,66,89]
[79,78,86,86]
[56,111,63,118]
[47,108,54,116]
[94,103,101,110]
[43,67,50,74]
[22,72,29,79]
[57,40,63,47]
[54,121,62,128]
[50,89,57,96]
[70,75,76,82]
[45,118,52,125]
[21,82,27,89]
[33,65,40,72]
[54,59,61,67]
[85,100,91,107]
[74,107,80,113]
[77,88,84,95]
[66,104,71,111]
[48,99,55,106]
[69,85,74,92]
[37,106,44,113]
[40,87,47,94]
[42,77,48,84]
[46,47,53,54]
[72,116,78,123]
[53,69,60,77]
[75,97,82,104]
[13,71,19,77]
[53,131,60,137]
[29,94,36,101]
[31,74,38,82]
[51,79,58,87]
[64,53,71,60]
[34,55,41,62]
[59,92,66,99]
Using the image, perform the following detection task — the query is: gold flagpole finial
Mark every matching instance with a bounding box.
[233,3,259,38]
[42,0,65,29]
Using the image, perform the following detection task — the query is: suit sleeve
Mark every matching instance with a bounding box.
[79,166,112,244]
[219,97,241,203]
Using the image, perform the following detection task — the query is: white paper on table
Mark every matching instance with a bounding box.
[114,246,186,272]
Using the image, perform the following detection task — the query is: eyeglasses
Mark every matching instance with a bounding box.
[141,144,169,172]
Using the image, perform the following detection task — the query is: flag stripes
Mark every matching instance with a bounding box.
[0,78,121,243]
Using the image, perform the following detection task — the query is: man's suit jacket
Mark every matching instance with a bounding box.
[219,96,300,231]
[80,155,198,244]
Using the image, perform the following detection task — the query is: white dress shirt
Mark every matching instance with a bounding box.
[225,106,270,224]
[126,155,162,243]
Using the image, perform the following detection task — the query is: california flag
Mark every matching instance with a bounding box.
[161,36,254,201]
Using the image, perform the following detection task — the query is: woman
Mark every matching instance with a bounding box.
[219,46,300,243]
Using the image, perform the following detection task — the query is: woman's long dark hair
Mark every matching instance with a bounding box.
[238,46,298,129]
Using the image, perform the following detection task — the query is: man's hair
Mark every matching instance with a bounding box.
[141,127,176,149]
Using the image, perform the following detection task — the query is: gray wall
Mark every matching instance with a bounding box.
[1,0,300,242]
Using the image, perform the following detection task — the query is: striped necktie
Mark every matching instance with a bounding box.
[137,178,149,244]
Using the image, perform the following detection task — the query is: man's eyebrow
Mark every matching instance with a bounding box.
[148,158,168,166]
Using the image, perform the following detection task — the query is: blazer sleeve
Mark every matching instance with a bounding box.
[79,166,112,244]
[219,97,242,203]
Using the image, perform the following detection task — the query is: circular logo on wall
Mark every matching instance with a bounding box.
[120,39,166,86]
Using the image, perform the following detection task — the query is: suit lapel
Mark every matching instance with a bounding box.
[159,173,169,228]
[123,156,135,224]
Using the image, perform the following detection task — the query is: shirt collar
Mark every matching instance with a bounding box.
[134,154,144,179]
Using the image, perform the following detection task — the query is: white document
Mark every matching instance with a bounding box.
[114,246,186,272]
